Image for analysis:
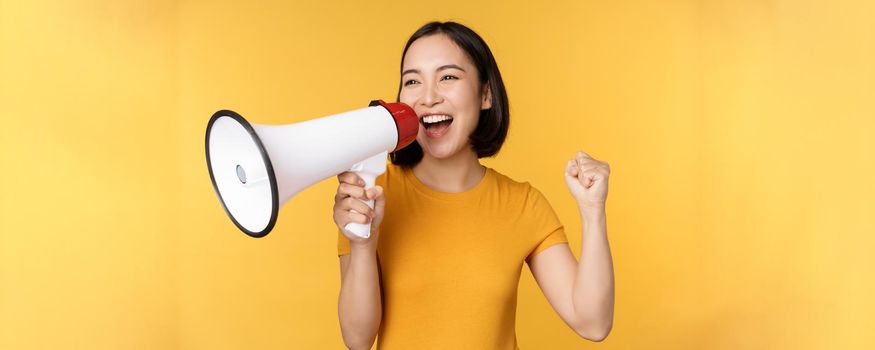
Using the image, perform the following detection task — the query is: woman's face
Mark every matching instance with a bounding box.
[399,33,492,160]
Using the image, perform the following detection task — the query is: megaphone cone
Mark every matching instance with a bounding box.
[205,100,418,238]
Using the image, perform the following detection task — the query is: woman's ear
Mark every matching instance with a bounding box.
[480,84,492,110]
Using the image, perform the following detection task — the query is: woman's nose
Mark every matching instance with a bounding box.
[420,82,443,107]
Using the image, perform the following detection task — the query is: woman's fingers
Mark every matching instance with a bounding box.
[365,185,384,200]
[334,207,371,226]
[370,186,386,228]
[334,172,384,239]
[572,151,609,189]
[346,211,371,225]
[333,197,374,225]
[342,197,375,218]
[566,160,579,177]
[335,182,368,201]
[336,171,364,186]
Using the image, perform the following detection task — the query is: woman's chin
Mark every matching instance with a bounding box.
[421,143,459,160]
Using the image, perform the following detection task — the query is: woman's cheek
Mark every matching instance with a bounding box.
[398,89,416,106]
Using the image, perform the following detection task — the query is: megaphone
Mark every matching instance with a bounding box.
[205,100,419,238]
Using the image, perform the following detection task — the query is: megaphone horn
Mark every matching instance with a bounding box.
[205,100,419,238]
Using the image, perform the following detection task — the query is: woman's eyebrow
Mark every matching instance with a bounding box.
[437,64,465,73]
[401,64,466,77]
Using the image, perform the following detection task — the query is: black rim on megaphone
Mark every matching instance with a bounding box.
[205,109,280,238]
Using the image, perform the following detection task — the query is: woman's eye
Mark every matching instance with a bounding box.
[403,79,419,86]
[441,75,458,81]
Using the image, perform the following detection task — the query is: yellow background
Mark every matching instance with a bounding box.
[2,0,873,348]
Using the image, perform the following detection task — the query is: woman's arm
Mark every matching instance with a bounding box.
[527,151,614,341]
[527,209,614,342]
[573,208,614,340]
[334,172,386,349]
[338,243,382,350]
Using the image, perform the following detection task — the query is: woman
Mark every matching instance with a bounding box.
[334,21,614,350]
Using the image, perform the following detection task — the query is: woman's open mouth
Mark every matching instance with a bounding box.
[420,114,454,139]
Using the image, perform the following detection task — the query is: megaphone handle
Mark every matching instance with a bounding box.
[343,151,388,239]
[345,180,377,239]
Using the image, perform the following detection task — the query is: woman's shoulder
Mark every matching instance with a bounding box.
[487,168,559,221]
[378,161,406,189]
[486,167,543,201]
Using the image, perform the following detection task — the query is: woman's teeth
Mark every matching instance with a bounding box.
[421,114,453,124]
[421,114,454,138]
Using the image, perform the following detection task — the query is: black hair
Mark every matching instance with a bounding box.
[389,21,510,167]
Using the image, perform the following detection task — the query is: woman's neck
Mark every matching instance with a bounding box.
[412,148,486,193]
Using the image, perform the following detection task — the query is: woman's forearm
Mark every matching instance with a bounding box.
[338,244,382,349]
[572,208,615,341]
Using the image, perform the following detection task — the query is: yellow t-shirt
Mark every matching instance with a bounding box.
[338,163,568,349]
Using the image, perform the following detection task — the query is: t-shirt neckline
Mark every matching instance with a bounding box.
[402,165,494,201]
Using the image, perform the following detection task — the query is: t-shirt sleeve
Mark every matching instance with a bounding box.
[338,228,351,257]
[525,186,569,261]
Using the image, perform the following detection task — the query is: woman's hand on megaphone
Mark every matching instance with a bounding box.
[333,172,386,247]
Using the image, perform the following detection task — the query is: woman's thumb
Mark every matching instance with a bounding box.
[373,186,385,206]
[372,186,384,200]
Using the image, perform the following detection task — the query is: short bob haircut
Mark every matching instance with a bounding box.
[390,21,510,167]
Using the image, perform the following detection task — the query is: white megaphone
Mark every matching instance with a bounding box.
[205,100,419,238]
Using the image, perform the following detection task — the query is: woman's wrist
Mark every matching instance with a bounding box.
[578,201,606,217]
[349,237,379,253]
[579,206,607,240]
